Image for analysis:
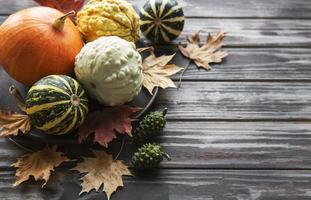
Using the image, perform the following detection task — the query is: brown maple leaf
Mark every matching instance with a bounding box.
[0,110,31,136]
[178,31,228,70]
[34,0,85,14]
[78,106,140,147]
[72,150,132,200]
[11,145,69,187]
[138,47,183,94]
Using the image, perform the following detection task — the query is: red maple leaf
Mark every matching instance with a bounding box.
[34,0,85,14]
[78,106,141,147]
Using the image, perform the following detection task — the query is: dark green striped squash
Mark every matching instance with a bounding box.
[25,75,89,135]
[140,0,185,43]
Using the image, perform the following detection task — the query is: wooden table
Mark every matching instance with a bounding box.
[1,0,311,199]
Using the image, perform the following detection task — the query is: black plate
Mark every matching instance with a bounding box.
[0,67,159,145]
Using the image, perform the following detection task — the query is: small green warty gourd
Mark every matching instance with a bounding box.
[133,108,167,145]
[132,143,170,169]
[74,36,143,106]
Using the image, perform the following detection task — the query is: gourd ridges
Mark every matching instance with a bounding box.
[26,75,88,135]
[140,0,184,43]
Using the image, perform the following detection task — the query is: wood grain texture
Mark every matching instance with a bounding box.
[2,121,311,169]
[0,0,37,15]
[168,48,311,81]
[130,0,311,18]
[154,82,311,120]
[1,17,311,47]
[160,121,311,168]
[178,18,311,47]
[1,48,311,83]
[1,169,311,200]
[1,0,311,18]
[1,0,311,199]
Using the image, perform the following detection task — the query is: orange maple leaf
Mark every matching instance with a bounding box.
[0,110,31,136]
[179,31,228,70]
[138,47,183,94]
[11,145,68,187]
[72,151,132,200]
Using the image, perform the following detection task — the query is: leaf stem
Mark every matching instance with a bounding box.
[177,62,191,89]
[162,152,171,161]
[9,85,26,112]
[114,136,126,160]
[7,137,34,153]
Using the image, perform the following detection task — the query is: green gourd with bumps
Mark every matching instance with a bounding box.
[132,143,170,169]
[133,108,167,145]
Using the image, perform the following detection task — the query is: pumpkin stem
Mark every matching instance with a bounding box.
[53,10,76,32]
[9,85,26,112]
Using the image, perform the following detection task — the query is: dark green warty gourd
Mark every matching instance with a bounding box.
[132,143,170,169]
[133,108,167,145]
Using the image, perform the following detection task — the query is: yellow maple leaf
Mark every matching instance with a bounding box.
[138,47,183,94]
[0,110,31,136]
[73,151,132,200]
[11,145,69,187]
[179,31,228,70]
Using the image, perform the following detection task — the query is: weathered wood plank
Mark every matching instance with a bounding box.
[1,169,311,200]
[154,82,311,120]
[160,121,311,168]
[1,17,311,47]
[1,48,310,81]
[140,18,311,47]
[168,48,311,81]
[1,0,311,18]
[130,0,311,18]
[1,121,311,169]
[2,78,310,121]
[178,18,311,47]
[0,0,37,15]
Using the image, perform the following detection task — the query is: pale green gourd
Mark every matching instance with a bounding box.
[74,36,143,106]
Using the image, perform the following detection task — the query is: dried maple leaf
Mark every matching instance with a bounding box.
[11,145,68,187]
[34,0,85,14]
[73,150,132,200]
[139,47,183,94]
[178,31,228,70]
[78,106,140,147]
[0,110,31,136]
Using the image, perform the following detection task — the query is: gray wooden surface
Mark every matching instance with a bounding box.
[1,0,311,199]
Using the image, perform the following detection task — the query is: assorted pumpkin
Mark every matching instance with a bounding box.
[0,7,84,86]
[0,0,185,135]
[140,0,184,43]
[76,0,141,42]
[75,36,143,106]
[26,75,89,135]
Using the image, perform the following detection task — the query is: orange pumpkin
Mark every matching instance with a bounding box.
[0,7,84,85]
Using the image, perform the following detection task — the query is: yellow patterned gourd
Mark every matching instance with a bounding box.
[76,0,140,42]
[74,36,143,106]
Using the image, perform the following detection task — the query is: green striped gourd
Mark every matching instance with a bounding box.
[25,75,89,135]
[139,0,184,43]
